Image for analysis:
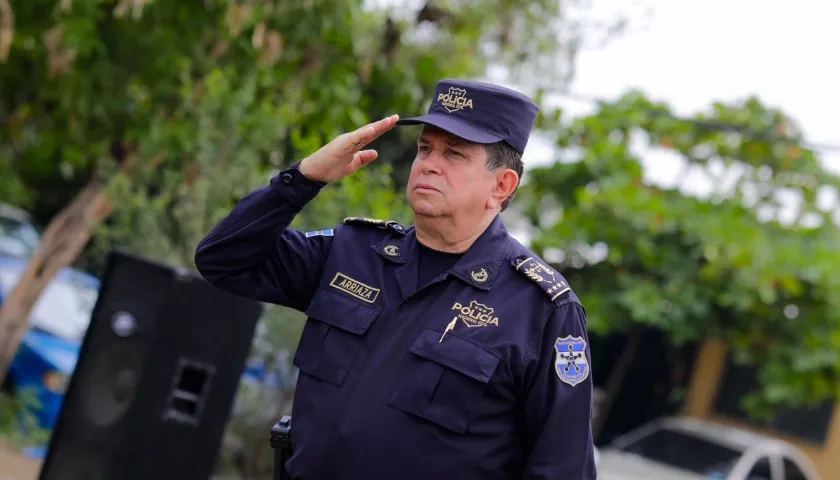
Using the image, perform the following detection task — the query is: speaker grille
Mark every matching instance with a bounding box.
[80,341,145,427]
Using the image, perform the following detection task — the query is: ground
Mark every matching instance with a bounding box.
[0,443,40,480]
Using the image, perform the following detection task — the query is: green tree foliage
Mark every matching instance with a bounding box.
[523,90,840,415]
[0,0,632,222]
[0,387,49,447]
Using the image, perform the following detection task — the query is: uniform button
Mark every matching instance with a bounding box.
[282,173,293,184]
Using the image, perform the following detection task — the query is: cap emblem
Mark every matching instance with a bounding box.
[438,87,473,113]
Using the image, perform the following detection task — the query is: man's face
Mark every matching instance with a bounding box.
[406,126,497,219]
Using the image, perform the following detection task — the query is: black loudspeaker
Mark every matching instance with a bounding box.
[38,250,263,480]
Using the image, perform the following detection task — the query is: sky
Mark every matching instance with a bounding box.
[483,0,839,242]
[480,0,839,239]
[508,0,840,182]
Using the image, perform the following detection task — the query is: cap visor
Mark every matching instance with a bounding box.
[397,114,502,144]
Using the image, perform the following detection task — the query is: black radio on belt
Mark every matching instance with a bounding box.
[270,415,293,480]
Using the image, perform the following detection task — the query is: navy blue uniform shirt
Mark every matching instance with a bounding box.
[195,164,597,479]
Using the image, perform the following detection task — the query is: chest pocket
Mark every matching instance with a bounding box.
[388,326,501,434]
[293,288,382,386]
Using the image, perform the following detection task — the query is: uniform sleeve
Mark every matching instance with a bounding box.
[521,302,597,480]
[194,163,332,311]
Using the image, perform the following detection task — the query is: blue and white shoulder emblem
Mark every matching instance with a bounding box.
[305,229,334,237]
[554,336,589,387]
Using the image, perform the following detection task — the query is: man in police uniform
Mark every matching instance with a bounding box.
[195,79,596,479]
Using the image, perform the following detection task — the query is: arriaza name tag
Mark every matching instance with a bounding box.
[329,272,380,304]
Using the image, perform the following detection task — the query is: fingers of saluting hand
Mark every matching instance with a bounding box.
[346,115,400,151]
[350,149,379,170]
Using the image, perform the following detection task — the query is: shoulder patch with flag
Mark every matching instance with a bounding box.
[554,335,589,386]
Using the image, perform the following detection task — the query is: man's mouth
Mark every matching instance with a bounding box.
[415,183,439,193]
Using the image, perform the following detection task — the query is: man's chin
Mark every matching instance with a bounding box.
[409,200,446,218]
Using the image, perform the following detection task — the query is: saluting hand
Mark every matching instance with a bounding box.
[298,115,400,184]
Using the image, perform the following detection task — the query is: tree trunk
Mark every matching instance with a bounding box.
[0,177,115,386]
[592,325,645,440]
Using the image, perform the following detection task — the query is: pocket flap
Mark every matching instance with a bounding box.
[409,327,501,383]
[305,288,382,335]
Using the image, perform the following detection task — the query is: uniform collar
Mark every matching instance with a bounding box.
[372,215,511,292]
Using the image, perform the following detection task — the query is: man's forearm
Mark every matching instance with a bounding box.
[194,162,327,306]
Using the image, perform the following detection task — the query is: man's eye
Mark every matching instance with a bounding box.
[447,149,464,157]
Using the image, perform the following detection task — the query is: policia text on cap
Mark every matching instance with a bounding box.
[195,79,597,479]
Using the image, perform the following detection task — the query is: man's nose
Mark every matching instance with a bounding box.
[420,150,444,175]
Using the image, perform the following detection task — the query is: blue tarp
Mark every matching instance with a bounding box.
[20,330,81,375]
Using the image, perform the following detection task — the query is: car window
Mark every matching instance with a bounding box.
[747,456,773,480]
[616,427,743,476]
[783,458,809,480]
[0,216,41,258]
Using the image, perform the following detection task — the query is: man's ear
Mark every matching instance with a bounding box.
[487,168,519,210]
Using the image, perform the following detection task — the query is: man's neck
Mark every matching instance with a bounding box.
[414,213,497,253]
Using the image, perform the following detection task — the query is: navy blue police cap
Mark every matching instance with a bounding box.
[397,79,540,155]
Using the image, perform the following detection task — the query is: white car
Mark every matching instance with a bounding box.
[0,203,41,258]
[597,416,822,480]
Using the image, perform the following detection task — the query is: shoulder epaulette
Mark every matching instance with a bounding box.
[513,255,573,303]
[343,216,406,234]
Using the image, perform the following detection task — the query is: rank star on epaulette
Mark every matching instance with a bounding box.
[514,256,571,302]
[343,216,406,234]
